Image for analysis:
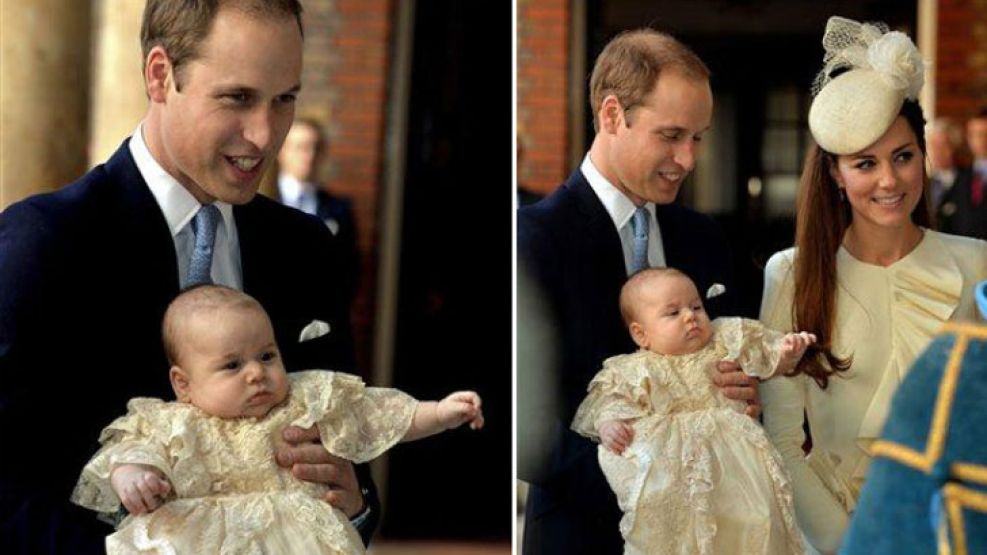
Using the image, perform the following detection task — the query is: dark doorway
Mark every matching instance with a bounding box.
[384,0,511,541]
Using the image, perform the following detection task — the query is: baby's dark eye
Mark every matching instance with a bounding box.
[223,360,241,371]
[260,351,278,363]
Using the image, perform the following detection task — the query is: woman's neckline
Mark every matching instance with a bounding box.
[840,226,926,268]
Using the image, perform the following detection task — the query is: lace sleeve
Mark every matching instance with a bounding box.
[719,318,787,379]
[571,354,656,441]
[70,398,174,515]
[291,371,418,463]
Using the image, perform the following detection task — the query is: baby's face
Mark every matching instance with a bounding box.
[177,305,289,418]
[629,274,712,355]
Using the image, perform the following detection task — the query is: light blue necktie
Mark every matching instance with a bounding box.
[186,204,221,287]
[630,206,650,274]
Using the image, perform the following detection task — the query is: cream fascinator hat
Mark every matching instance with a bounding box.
[808,16,925,155]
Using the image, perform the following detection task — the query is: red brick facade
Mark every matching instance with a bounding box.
[935,0,987,120]
[299,0,394,373]
[517,0,569,194]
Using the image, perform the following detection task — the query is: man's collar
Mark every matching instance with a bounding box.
[974,159,987,177]
[278,173,316,199]
[129,122,235,236]
[581,153,649,230]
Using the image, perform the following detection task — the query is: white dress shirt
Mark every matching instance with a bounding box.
[975,159,987,181]
[277,174,319,217]
[581,154,666,275]
[129,124,243,289]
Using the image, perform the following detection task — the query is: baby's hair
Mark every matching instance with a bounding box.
[162,284,267,366]
[619,267,693,325]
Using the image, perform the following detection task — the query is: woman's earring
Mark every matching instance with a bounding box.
[838,188,846,201]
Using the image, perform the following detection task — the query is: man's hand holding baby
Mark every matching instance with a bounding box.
[110,463,171,515]
[277,425,366,518]
[713,361,762,418]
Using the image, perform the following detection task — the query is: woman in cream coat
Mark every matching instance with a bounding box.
[759,17,987,554]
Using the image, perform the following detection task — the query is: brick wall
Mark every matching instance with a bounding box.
[935,0,987,120]
[517,0,569,194]
[299,0,394,374]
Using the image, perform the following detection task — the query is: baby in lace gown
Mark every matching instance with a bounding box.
[571,268,811,555]
[71,285,484,555]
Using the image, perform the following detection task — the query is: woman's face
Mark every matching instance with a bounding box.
[830,116,925,232]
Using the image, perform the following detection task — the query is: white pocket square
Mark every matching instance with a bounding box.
[299,320,331,343]
[706,283,726,299]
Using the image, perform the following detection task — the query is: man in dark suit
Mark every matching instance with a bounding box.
[277,118,360,301]
[518,29,759,554]
[933,166,987,239]
[0,1,375,553]
[936,108,987,240]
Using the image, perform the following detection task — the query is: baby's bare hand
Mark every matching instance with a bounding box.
[782,332,817,359]
[110,464,171,515]
[598,420,634,454]
[437,391,485,430]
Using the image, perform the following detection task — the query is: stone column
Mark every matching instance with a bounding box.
[89,0,147,167]
[1,0,91,209]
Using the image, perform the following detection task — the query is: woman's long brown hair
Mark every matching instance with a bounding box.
[791,100,932,388]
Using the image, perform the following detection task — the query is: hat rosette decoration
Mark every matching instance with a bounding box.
[808,16,926,155]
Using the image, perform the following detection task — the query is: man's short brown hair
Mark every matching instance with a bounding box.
[291,116,330,154]
[141,0,304,90]
[589,29,710,131]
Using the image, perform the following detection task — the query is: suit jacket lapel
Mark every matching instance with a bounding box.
[233,202,260,295]
[104,142,181,297]
[655,203,681,269]
[566,171,626,284]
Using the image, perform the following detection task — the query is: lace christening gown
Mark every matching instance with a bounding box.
[72,371,417,555]
[572,318,804,555]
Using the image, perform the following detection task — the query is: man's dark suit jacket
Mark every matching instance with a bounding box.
[275,184,360,303]
[0,143,377,554]
[517,169,736,555]
[937,167,987,240]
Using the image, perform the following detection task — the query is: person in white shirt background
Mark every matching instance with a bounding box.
[277,117,360,301]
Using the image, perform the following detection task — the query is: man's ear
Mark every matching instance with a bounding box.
[169,365,191,402]
[145,45,174,103]
[599,95,624,134]
[629,322,649,350]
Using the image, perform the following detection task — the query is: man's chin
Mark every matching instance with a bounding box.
[212,183,261,205]
[646,191,679,205]
[642,183,681,205]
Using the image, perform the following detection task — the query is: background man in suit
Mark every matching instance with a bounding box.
[933,112,987,239]
[927,118,965,214]
[277,118,360,301]
[968,107,987,208]
[517,29,760,554]
[0,1,376,552]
